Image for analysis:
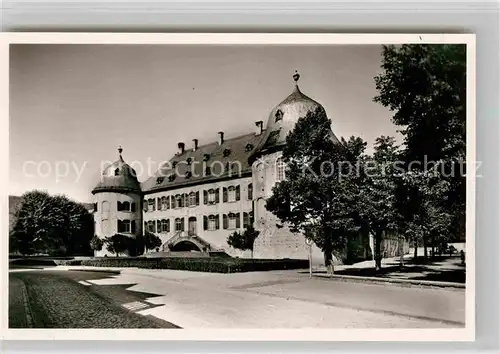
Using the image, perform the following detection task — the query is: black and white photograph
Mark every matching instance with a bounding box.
[2,34,475,341]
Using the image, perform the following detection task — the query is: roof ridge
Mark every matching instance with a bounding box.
[191,130,258,151]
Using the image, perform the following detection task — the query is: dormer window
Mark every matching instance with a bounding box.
[114,168,120,176]
[245,143,254,152]
[156,177,165,185]
[223,149,231,157]
[275,109,283,122]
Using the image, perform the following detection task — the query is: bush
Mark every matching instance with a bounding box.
[79,257,308,273]
[54,259,83,266]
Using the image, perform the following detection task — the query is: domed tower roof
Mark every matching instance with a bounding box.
[256,71,334,153]
[92,146,141,195]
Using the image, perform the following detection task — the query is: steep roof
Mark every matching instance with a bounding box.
[142,132,267,193]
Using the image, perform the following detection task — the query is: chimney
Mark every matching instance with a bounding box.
[177,142,185,154]
[218,131,224,145]
[192,139,199,151]
[255,121,264,135]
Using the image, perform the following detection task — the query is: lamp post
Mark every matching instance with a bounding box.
[305,238,313,278]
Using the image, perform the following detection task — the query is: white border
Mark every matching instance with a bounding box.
[0,32,476,342]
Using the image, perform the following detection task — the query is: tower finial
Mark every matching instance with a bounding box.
[293,70,300,83]
[118,145,123,156]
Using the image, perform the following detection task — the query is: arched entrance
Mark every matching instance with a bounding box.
[171,240,202,252]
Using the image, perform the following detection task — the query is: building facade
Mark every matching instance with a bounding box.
[91,72,332,263]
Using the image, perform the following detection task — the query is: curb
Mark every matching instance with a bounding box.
[314,274,465,289]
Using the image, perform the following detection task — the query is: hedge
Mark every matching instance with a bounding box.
[79,257,308,273]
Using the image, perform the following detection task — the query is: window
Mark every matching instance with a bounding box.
[168,174,176,182]
[275,109,283,122]
[183,193,189,207]
[157,198,162,211]
[243,212,253,228]
[147,220,156,233]
[205,215,218,231]
[207,189,216,204]
[161,219,170,233]
[156,177,164,185]
[117,220,131,233]
[189,192,197,207]
[143,199,148,212]
[93,203,98,212]
[245,143,254,152]
[223,149,231,157]
[175,194,183,208]
[118,201,135,212]
[226,213,240,230]
[161,196,170,210]
[228,186,236,202]
[276,157,285,181]
[114,168,120,176]
[175,218,184,232]
[203,153,210,161]
[248,183,253,200]
[148,199,155,212]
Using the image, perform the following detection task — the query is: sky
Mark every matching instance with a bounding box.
[9,44,400,203]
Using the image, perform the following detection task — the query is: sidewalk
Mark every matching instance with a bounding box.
[309,255,465,288]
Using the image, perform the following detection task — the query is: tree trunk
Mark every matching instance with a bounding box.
[250,249,253,259]
[399,237,405,268]
[374,230,383,271]
[431,235,435,259]
[323,247,333,276]
[423,243,428,259]
[414,240,418,259]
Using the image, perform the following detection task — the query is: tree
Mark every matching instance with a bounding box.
[103,234,133,257]
[10,190,94,256]
[374,44,467,251]
[265,107,358,272]
[90,235,103,253]
[355,136,401,270]
[144,231,162,252]
[227,225,260,258]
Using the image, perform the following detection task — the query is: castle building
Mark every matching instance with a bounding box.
[91,71,334,263]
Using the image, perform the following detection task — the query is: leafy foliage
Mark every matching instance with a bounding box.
[227,225,260,257]
[143,231,162,251]
[103,234,134,257]
[354,136,401,269]
[265,108,359,267]
[374,44,466,245]
[79,257,308,273]
[90,235,103,252]
[10,190,94,256]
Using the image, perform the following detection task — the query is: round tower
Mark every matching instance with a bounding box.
[250,71,335,264]
[91,146,142,256]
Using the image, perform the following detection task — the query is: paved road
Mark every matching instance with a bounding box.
[9,267,465,329]
[9,269,179,328]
